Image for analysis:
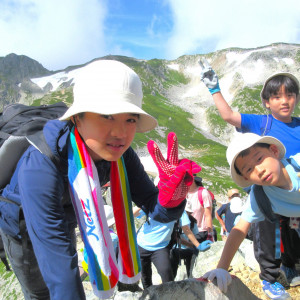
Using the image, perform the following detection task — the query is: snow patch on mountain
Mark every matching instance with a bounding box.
[31,67,83,91]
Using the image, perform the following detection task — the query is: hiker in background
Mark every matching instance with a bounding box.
[134,206,211,289]
[0,234,11,271]
[186,176,216,243]
[215,189,243,241]
[170,201,206,279]
[200,59,300,299]
[134,206,174,288]
[203,133,300,300]
[0,60,200,300]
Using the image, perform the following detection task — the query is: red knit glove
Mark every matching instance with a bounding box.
[147,132,201,208]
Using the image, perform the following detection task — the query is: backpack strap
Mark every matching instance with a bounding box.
[287,157,300,172]
[252,185,277,223]
[0,195,20,206]
[27,131,63,173]
[198,187,204,207]
[252,184,281,259]
[260,114,273,136]
[198,187,214,206]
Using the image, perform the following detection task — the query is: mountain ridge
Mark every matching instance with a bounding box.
[0,43,299,196]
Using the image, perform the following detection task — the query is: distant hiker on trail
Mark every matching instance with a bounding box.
[134,206,211,289]
[186,176,216,243]
[0,60,201,300]
[215,188,243,241]
[202,133,300,300]
[200,59,300,300]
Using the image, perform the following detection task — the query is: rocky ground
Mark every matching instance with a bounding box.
[230,264,300,300]
[2,232,300,299]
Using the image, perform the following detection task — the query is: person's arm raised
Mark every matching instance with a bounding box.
[199,59,242,128]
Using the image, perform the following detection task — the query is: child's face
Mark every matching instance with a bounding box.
[235,145,285,187]
[75,112,138,161]
[264,85,297,123]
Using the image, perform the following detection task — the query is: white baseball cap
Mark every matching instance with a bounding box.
[227,188,240,199]
[230,197,244,213]
[59,60,157,133]
[260,72,300,108]
[226,132,286,187]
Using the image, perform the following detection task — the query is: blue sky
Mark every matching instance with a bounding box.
[0,0,299,71]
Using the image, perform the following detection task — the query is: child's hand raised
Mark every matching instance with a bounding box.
[199,58,220,95]
[147,132,201,208]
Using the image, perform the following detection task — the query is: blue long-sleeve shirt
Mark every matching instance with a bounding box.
[0,120,184,299]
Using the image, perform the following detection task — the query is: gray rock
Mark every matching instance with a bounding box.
[192,241,245,277]
[140,277,260,300]
[237,239,260,272]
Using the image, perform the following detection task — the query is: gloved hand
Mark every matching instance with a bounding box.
[197,240,213,251]
[147,132,201,208]
[207,232,215,242]
[202,268,232,293]
[199,58,220,95]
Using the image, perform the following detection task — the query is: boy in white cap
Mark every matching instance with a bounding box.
[200,60,300,299]
[0,60,199,299]
[203,132,300,299]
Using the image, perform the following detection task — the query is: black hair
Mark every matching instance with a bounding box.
[262,75,299,101]
[193,176,203,187]
[234,143,271,176]
[77,112,85,119]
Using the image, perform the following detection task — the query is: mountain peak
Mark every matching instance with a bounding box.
[0,53,52,84]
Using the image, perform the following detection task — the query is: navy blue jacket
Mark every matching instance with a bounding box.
[0,120,184,299]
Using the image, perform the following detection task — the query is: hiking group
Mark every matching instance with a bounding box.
[0,58,299,300]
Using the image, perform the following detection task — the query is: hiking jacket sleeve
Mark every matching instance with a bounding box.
[18,148,85,300]
[123,147,186,223]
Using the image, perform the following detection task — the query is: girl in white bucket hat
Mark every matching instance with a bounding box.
[60,59,157,134]
[1,59,200,299]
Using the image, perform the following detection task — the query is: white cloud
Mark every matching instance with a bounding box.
[0,0,107,70]
[0,0,299,70]
[164,0,300,59]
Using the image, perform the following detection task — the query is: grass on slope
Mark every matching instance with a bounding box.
[29,57,235,196]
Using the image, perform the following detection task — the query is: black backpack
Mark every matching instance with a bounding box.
[0,102,69,273]
[168,219,182,249]
[0,102,68,191]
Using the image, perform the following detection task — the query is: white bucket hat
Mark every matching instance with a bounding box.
[260,72,300,108]
[104,205,115,227]
[59,60,157,133]
[226,132,286,187]
[230,197,244,213]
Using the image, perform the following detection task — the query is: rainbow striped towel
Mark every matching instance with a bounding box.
[68,127,141,299]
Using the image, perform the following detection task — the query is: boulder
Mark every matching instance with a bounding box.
[140,277,260,300]
[192,241,245,277]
